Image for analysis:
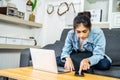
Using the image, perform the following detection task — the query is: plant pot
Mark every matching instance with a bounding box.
[29,12,35,22]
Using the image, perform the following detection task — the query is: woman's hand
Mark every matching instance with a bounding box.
[64,57,75,71]
[79,58,90,74]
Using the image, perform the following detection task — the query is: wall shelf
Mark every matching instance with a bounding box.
[0,14,42,28]
[0,44,40,49]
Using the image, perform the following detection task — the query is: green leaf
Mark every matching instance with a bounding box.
[32,0,37,11]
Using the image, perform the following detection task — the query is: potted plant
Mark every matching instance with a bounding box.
[29,0,37,22]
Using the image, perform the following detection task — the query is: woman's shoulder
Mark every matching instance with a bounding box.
[67,29,76,39]
[91,27,103,34]
[68,29,74,34]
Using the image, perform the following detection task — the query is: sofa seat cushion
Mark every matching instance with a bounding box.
[94,66,120,78]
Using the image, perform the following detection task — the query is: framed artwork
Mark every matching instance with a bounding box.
[89,9,102,22]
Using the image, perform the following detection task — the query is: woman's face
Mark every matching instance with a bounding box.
[75,23,90,40]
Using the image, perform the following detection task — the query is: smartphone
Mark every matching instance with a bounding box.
[74,71,84,77]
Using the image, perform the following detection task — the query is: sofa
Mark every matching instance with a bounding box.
[20,28,120,78]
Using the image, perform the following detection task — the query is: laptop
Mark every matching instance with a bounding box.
[30,48,70,73]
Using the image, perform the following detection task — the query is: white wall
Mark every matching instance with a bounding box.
[40,0,81,46]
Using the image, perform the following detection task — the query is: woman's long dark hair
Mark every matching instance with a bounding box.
[73,11,91,31]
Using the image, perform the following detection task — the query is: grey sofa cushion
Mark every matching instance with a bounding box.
[42,41,64,57]
[94,66,120,78]
[102,28,120,66]
[60,29,72,43]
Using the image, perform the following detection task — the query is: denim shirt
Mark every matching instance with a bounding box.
[61,27,112,66]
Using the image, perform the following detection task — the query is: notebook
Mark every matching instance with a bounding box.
[30,48,70,73]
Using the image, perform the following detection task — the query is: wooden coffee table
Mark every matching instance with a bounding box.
[0,67,119,80]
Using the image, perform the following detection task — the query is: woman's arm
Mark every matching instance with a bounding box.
[88,29,106,66]
[61,30,73,61]
[61,30,75,71]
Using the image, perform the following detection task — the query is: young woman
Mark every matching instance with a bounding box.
[57,12,112,74]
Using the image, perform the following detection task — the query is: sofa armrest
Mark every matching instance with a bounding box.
[20,48,32,67]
